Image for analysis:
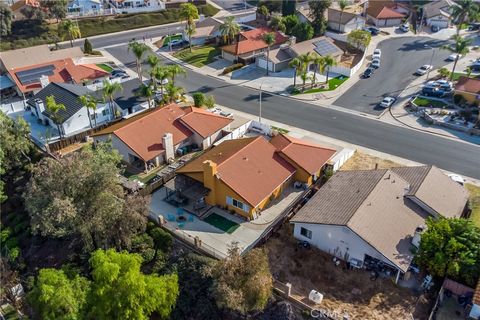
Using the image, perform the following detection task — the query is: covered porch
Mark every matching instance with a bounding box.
[164,174,212,217]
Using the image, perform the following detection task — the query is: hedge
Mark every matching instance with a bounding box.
[222,63,244,75]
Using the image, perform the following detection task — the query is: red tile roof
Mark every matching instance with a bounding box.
[367,5,406,19]
[9,58,108,94]
[221,27,289,55]
[180,107,233,138]
[270,133,337,175]
[455,76,480,94]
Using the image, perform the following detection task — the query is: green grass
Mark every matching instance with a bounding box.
[96,63,114,73]
[271,126,289,134]
[466,183,480,228]
[451,72,480,81]
[204,213,240,234]
[412,97,448,108]
[174,45,221,67]
[125,165,166,184]
[296,76,349,94]
[162,34,183,46]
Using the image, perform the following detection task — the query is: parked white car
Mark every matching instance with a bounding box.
[446,54,459,61]
[371,58,381,68]
[372,49,381,59]
[415,64,433,75]
[379,97,396,108]
[399,23,409,32]
[448,174,465,185]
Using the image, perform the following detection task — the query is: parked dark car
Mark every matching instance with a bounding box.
[363,67,374,78]
[422,87,445,97]
[363,26,380,35]
[111,69,127,76]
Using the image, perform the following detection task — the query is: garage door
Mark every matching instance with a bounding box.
[429,19,448,29]
[257,57,274,72]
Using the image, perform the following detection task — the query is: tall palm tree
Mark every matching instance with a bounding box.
[442,35,472,80]
[128,40,149,81]
[167,64,186,86]
[78,94,98,128]
[300,73,312,92]
[262,32,276,76]
[45,95,66,138]
[311,54,325,87]
[102,80,123,118]
[137,84,155,109]
[289,58,302,88]
[298,52,313,90]
[451,0,479,34]
[59,19,81,47]
[337,0,349,32]
[180,3,199,52]
[219,16,241,44]
[146,54,160,83]
[323,54,338,85]
[153,66,171,95]
[163,83,185,104]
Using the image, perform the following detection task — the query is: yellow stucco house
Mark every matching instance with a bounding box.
[176,134,336,220]
[455,76,480,105]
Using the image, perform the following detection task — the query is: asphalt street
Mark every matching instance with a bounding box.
[334,36,452,115]
[106,44,480,179]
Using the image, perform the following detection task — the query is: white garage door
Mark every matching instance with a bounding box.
[429,19,448,29]
[257,57,274,72]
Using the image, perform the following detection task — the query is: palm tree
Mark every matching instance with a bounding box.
[438,67,451,79]
[153,66,171,95]
[262,32,276,76]
[337,0,349,32]
[442,35,472,80]
[451,0,479,34]
[78,95,98,128]
[128,40,149,81]
[300,73,312,92]
[466,66,473,78]
[298,52,313,90]
[219,16,241,44]
[323,54,338,85]
[167,64,186,86]
[45,95,66,138]
[59,19,81,47]
[102,80,123,118]
[163,83,185,104]
[311,54,326,87]
[137,84,155,109]
[146,55,160,83]
[180,3,199,52]
[289,58,302,88]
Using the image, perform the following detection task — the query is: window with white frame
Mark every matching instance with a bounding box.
[226,196,249,212]
[300,227,312,239]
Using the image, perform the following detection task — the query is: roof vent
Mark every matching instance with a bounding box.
[243,156,248,161]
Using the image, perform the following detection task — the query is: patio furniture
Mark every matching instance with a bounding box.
[167,213,176,221]
[176,207,183,215]
[177,222,185,229]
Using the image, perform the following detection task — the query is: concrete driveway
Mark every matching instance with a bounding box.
[333,36,453,115]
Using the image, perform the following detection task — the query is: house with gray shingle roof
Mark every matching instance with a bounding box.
[291,165,469,282]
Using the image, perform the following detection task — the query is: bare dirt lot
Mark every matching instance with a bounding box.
[340,151,401,171]
[265,224,433,320]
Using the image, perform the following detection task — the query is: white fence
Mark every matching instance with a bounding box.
[329,51,366,77]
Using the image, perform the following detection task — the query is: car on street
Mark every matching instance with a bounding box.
[372,49,381,59]
[363,26,380,35]
[446,54,459,61]
[363,67,375,78]
[399,23,409,32]
[415,64,433,75]
[379,97,396,108]
[111,69,127,76]
[371,59,381,68]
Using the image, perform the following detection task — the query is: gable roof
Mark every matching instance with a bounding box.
[289,36,343,58]
[101,78,147,111]
[221,27,289,55]
[27,82,92,123]
[455,76,480,94]
[193,17,223,38]
[327,8,363,24]
[178,136,296,207]
[423,0,454,19]
[179,107,233,138]
[270,133,336,175]
[367,5,406,19]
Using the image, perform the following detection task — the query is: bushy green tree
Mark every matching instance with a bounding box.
[83,38,93,54]
[292,22,314,41]
[308,0,332,35]
[192,92,206,107]
[282,0,296,16]
[347,29,371,49]
[205,95,216,109]
[0,4,12,36]
[415,217,480,286]
[283,14,299,35]
[42,0,67,22]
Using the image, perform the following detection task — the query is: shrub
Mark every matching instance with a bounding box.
[453,94,466,105]
[205,95,216,109]
[221,63,243,75]
[83,38,93,54]
[192,92,205,107]
[1,227,11,242]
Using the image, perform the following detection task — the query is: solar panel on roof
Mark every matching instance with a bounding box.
[313,40,339,56]
[15,65,55,85]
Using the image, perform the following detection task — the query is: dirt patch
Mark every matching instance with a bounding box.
[264,225,433,320]
[340,151,401,171]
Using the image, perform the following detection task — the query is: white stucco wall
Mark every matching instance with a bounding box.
[426,15,449,28]
[369,16,402,27]
[60,108,91,136]
[94,134,141,163]
[292,223,396,268]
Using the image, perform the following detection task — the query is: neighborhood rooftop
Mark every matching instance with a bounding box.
[221,27,289,55]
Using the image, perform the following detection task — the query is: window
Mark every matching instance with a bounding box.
[300,227,312,239]
[102,109,109,116]
[226,196,249,212]
[232,198,244,210]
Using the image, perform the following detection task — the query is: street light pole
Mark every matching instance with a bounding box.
[425,44,435,81]
[259,84,263,123]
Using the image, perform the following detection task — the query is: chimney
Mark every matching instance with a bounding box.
[203,160,217,205]
[39,75,50,88]
[374,163,378,170]
[162,133,174,163]
[289,36,296,46]
[35,98,46,122]
[411,225,425,248]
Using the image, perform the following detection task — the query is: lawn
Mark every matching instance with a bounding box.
[466,183,480,228]
[295,76,349,94]
[413,97,448,108]
[96,63,114,73]
[451,73,480,81]
[174,45,221,67]
[124,165,166,184]
[204,213,240,234]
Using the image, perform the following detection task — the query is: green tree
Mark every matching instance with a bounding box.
[219,16,241,44]
[150,227,173,261]
[42,0,67,22]
[192,92,206,107]
[128,40,149,80]
[256,5,269,20]
[291,22,314,41]
[0,112,32,202]
[78,94,98,128]
[262,32,276,76]
[452,0,479,34]
[438,67,451,79]
[102,80,123,118]
[209,244,272,314]
[83,38,93,54]
[466,66,473,78]
[347,29,371,49]
[146,54,160,84]
[28,268,90,320]
[311,54,325,87]
[59,19,81,47]
[282,0,296,16]
[45,95,66,138]
[269,15,286,33]
[442,35,472,80]
[24,143,149,251]
[0,4,12,36]
[88,249,179,320]
[163,83,185,104]
[137,83,155,109]
[298,52,313,90]
[283,14,299,35]
[415,217,480,287]
[289,57,302,87]
[153,66,171,95]
[180,3,199,52]
[205,95,216,109]
[308,0,332,35]
[323,54,338,84]
[337,0,349,32]
[167,64,186,86]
